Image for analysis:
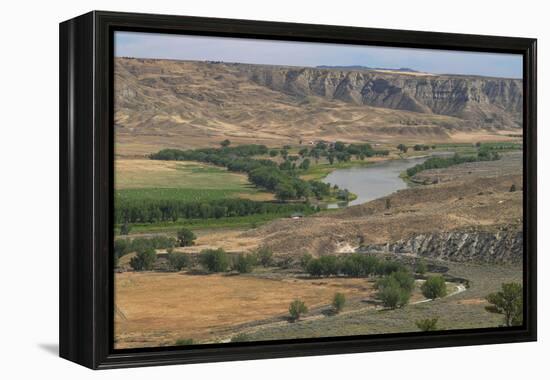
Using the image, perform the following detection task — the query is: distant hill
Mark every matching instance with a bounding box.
[115,58,522,155]
[316,65,418,72]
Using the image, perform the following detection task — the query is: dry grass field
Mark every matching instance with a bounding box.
[238,262,522,342]
[116,158,247,190]
[114,272,377,348]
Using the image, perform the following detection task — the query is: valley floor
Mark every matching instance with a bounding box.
[114,261,521,348]
[113,144,524,349]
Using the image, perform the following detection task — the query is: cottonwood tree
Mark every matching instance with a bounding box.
[129,247,156,271]
[200,248,229,272]
[486,282,523,327]
[177,228,196,247]
[167,252,189,271]
[421,276,447,299]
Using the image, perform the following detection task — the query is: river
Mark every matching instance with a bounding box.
[322,156,430,208]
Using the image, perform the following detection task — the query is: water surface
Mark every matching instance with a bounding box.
[322,156,430,208]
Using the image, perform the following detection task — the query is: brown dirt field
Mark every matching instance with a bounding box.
[175,228,262,254]
[114,272,376,348]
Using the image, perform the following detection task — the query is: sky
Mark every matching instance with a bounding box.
[115,31,522,79]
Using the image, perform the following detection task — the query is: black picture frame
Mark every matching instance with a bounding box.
[59,10,537,369]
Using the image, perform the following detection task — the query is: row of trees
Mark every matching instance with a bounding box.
[151,145,333,201]
[199,246,274,273]
[115,231,195,270]
[300,253,449,310]
[305,142,389,164]
[267,140,389,163]
[119,236,274,273]
[114,197,315,224]
[302,253,414,278]
[397,143,436,153]
[406,152,500,177]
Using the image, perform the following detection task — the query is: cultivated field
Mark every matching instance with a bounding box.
[115,158,273,203]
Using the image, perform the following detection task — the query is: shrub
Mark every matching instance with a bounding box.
[177,228,196,247]
[415,259,427,275]
[175,338,194,346]
[276,256,293,269]
[233,253,257,273]
[376,280,411,309]
[486,282,523,326]
[415,317,439,331]
[256,246,273,267]
[130,236,176,252]
[397,144,408,153]
[230,333,251,343]
[129,247,156,271]
[306,255,340,277]
[200,248,229,272]
[299,158,311,170]
[376,260,404,276]
[390,270,416,292]
[114,239,131,261]
[305,258,324,277]
[167,252,189,271]
[421,276,447,299]
[300,253,313,269]
[289,299,308,321]
[332,293,346,313]
[376,272,413,309]
[120,221,131,235]
[340,254,379,277]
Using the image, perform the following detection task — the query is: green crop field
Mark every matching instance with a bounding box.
[115,158,272,203]
[116,188,246,203]
[116,212,305,235]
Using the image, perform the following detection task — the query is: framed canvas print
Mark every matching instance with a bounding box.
[59,11,537,369]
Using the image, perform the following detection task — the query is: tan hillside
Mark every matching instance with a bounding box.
[114,58,522,155]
